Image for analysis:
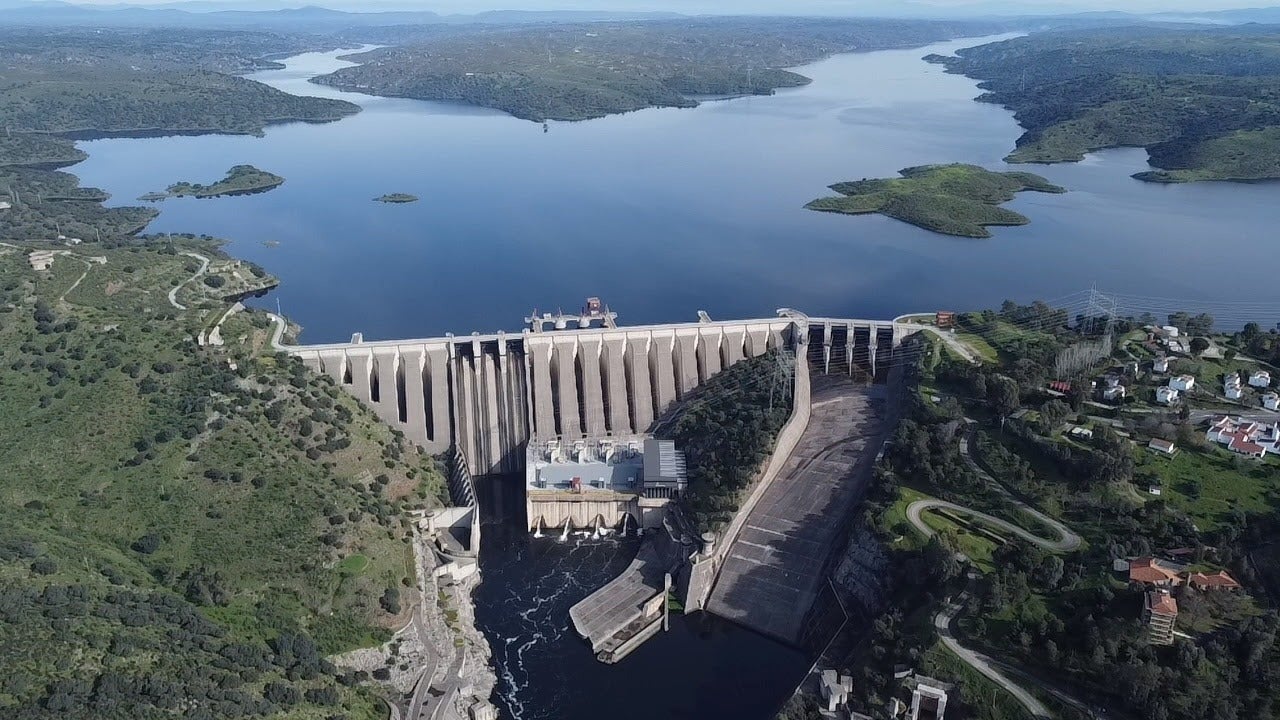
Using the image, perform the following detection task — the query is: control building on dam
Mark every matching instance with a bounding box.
[285,307,907,479]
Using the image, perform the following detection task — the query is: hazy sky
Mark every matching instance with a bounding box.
[65,0,1277,14]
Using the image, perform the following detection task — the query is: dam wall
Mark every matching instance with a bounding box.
[286,313,903,476]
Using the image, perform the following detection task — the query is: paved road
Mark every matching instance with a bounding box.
[897,322,982,365]
[935,595,1052,719]
[907,424,1082,553]
[953,426,1082,552]
[168,252,209,311]
[907,498,1080,553]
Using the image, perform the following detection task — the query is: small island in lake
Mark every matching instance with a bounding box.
[805,164,1065,238]
[143,165,284,201]
[374,193,419,204]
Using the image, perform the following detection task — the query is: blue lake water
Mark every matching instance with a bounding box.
[71,35,1280,344]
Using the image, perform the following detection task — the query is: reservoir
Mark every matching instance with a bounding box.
[72,35,1280,345]
[66,33,1280,718]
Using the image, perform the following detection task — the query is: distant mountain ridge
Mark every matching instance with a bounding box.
[0,1,684,28]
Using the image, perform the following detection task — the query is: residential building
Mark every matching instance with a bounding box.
[1156,386,1180,405]
[1102,385,1126,402]
[1069,426,1094,441]
[1148,485,1163,496]
[1161,325,1181,338]
[1225,374,1244,400]
[1169,375,1196,392]
[1251,370,1272,388]
[1264,392,1280,412]
[1148,439,1177,456]
[1188,571,1242,592]
[909,683,949,720]
[935,311,956,329]
[1205,415,1278,458]
[819,669,853,712]
[1128,557,1183,587]
[1153,356,1172,373]
[1143,589,1178,646]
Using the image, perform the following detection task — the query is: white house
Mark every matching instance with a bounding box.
[1169,375,1196,392]
[1102,385,1126,402]
[1156,386,1180,405]
[1264,392,1280,412]
[1148,438,1177,456]
[1153,356,1172,373]
[1161,325,1180,338]
[1205,416,1277,458]
[1225,375,1244,401]
[1069,426,1094,440]
[1250,370,1272,388]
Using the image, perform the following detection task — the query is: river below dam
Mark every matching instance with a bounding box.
[472,475,809,720]
[65,32,1280,719]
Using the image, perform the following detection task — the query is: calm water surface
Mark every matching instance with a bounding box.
[71,35,1280,344]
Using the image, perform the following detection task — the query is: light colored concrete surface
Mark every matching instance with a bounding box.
[707,373,886,644]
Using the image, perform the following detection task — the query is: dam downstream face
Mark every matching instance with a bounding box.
[471,475,809,720]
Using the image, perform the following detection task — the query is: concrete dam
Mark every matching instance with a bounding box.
[283,306,910,652]
[284,309,906,477]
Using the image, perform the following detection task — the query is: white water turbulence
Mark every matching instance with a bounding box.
[476,531,641,720]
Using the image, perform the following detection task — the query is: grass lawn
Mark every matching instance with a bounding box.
[954,331,999,363]
[1135,445,1280,531]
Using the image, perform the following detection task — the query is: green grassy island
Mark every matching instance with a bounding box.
[158,165,284,199]
[374,193,419,203]
[805,164,1065,238]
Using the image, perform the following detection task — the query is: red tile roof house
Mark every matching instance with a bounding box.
[1205,416,1278,459]
[1128,557,1184,587]
[1188,570,1242,591]
[1143,589,1178,646]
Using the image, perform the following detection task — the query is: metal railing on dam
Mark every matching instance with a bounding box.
[281,311,908,475]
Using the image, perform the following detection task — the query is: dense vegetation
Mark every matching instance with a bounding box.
[806,164,1064,238]
[0,24,448,720]
[790,300,1280,720]
[930,26,1280,182]
[0,235,448,719]
[0,167,157,242]
[164,165,285,199]
[373,193,419,204]
[314,18,1010,122]
[0,26,357,196]
[662,351,792,533]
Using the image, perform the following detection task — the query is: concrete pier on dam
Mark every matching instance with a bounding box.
[283,309,908,478]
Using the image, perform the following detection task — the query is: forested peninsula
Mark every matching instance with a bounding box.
[0,26,456,720]
[312,18,1010,122]
[929,26,1280,183]
[806,164,1064,238]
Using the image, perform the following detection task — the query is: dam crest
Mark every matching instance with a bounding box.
[284,307,907,477]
